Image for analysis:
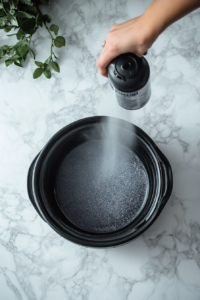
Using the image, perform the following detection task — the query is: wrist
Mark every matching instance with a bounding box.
[142,4,166,47]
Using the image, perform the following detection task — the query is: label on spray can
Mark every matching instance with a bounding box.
[107,53,151,110]
[110,77,151,110]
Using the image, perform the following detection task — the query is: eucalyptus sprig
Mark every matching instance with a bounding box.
[0,0,65,79]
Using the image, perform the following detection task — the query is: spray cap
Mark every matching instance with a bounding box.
[107,53,150,92]
[115,55,139,79]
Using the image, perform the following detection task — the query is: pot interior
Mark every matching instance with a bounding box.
[39,120,160,237]
[54,138,149,233]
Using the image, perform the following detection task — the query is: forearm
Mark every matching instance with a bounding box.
[145,0,200,37]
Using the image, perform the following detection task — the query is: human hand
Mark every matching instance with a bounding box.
[96,14,158,78]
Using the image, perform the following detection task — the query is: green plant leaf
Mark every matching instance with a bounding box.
[29,48,34,59]
[10,48,17,57]
[20,0,34,6]
[21,53,27,62]
[35,61,43,67]
[16,28,25,40]
[43,14,51,23]
[52,61,60,73]
[25,5,38,16]
[0,45,10,57]
[42,63,48,71]
[43,69,51,79]
[10,9,15,16]
[45,57,51,64]
[14,59,23,67]
[33,68,43,79]
[9,41,28,59]
[21,18,36,34]
[9,0,19,10]
[0,16,9,26]
[4,26,12,32]
[50,24,59,36]
[54,36,65,48]
[0,9,5,17]
[15,42,29,57]
[5,59,14,67]
[17,17,25,27]
[39,0,49,4]
[17,11,32,19]
[7,14,18,26]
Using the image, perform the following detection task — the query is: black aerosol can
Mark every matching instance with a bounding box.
[107,53,151,110]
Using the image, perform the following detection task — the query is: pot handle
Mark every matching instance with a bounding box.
[27,153,47,222]
[158,154,173,209]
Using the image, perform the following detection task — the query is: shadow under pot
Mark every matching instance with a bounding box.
[27,116,173,248]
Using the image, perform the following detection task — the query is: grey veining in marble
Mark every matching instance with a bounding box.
[0,0,200,299]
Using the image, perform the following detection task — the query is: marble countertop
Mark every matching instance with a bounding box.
[1,0,200,299]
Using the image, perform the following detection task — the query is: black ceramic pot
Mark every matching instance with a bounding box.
[27,116,173,248]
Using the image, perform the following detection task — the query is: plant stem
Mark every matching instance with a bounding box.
[36,5,54,61]
[28,35,32,47]
[44,23,54,60]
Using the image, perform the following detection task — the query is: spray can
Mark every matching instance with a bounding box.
[107,53,151,110]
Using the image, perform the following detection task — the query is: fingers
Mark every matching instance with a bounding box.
[96,47,117,78]
[97,47,147,77]
[97,16,148,77]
